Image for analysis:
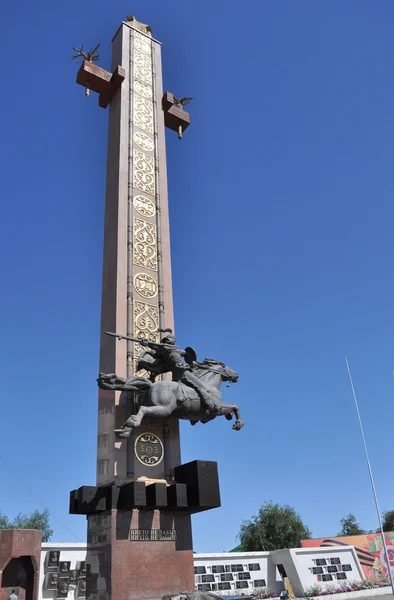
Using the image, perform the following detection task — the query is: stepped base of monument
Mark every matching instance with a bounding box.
[70,460,221,599]
[86,509,195,600]
[70,460,221,515]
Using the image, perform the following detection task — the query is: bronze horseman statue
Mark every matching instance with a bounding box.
[97,331,244,438]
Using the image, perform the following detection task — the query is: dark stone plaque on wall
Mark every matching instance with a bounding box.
[57,581,69,598]
[78,579,87,598]
[46,573,59,590]
[78,561,86,578]
[59,561,71,576]
[47,550,60,569]
[70,569,79,584]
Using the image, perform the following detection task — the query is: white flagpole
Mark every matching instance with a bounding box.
[345,357,394,595]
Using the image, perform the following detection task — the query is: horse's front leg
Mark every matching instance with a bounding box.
[115,404,174,438]
[219,404,244,430]
[114,406,145,438]
[136,405,173,421]
[231,404,244,430]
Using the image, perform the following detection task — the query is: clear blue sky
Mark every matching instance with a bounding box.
[1,0,394,552]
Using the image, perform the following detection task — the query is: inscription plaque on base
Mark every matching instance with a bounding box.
[130,528,177,541]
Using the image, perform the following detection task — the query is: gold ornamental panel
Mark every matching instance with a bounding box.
[135,365,152,380]
[133,150,155,196]
[133,51,152,85]
[133,330,159,359]
[134,95,153,134]
[134,32,151,55]
[134,150,154,175]
[134,301,159,334]
[134,367,154,380]
[133,194,156,218]
[133,131,154,152]
[133,272,158,299]
[134,79,152,100]
[133,218,157,271]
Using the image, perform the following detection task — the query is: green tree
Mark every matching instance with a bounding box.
[0,511,9,530]
[238,501,311,551]
[0,508,53,542]
[381,510,394,532]
[337,513,366,536]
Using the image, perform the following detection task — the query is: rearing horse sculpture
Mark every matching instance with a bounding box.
[98,358,244,438]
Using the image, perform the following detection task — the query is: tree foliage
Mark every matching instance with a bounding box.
[337,513,366,536]
[0,508,53,542]
[381,510,394,533]
[238,501,311,551]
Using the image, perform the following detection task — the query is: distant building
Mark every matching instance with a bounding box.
[2,532,390,599]
[37,542,364,598]
[193,546,363,597]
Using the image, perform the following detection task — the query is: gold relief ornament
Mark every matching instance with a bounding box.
[133,171,155,196]
[134,32,151,55]
[133,51,152,85]
[134,79,152,100]
[134,50,151,69]
[133,131,154,152]
[133,150,155,195]
[134,95,154,134]
[134,432,164,467]
[134,302,159,334]
[134,150,154,174]
[133,272,158,298]
[134,364,151,379]
[133,194,155,218]
[133,218,157,271]
[133,329,159,350]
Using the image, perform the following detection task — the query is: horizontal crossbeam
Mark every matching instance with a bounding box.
[76,61,125,109]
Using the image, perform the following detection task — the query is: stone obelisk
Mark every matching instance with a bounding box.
[70,16,220,600]
[93,16,192,600]
[96,16,180,487]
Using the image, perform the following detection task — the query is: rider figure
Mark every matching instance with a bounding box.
[139,334,219,416]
